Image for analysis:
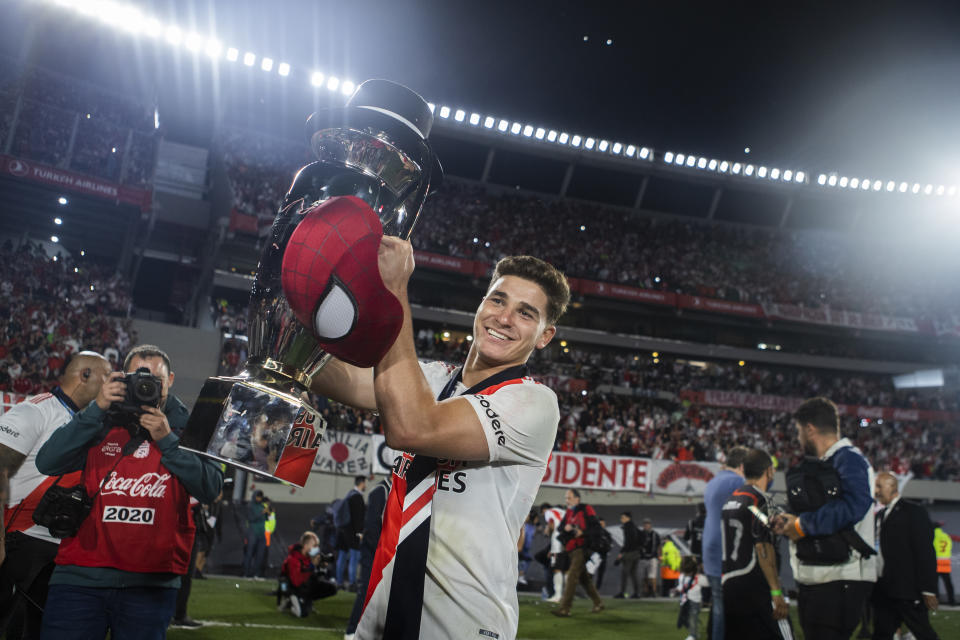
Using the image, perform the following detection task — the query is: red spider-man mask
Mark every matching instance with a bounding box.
[281,196,403,368]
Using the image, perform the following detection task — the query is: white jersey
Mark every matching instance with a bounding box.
[357,361,559,640]
[0,389,77,544]
[543,507,565,554]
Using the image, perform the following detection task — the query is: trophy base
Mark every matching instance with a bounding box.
[180,375,326,488]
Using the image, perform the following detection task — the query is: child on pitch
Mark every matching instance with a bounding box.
[672,556,706,640]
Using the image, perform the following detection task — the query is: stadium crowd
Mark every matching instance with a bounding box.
[219,131,959,323]
[0,63,158,186]
[0,240,136,396]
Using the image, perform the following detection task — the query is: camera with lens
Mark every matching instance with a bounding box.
[32,483,93,538]
[106,367,163,430]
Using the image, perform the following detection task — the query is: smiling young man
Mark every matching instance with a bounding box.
[312,238,569,640]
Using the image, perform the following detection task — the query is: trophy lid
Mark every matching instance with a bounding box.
[305,79,443,194]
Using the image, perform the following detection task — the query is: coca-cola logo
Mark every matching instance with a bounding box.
[100,472,170,498]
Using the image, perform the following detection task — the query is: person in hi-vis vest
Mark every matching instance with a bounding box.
[933,523,954,606]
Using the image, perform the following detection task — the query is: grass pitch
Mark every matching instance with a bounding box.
[168,576,960,639]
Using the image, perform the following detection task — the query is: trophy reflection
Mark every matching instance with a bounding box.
[180,80,443,486]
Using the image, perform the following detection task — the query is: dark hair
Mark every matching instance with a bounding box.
[725,446,750,469]
[124,344,172,374]
[696,502,706,516]
[354,475,366,487]
[489,256,570,325]
[794,396,839,435]
[568,488,581,499]
[539,502,553,512]
[680,556,699,575]
[743,448,773,480]
[621,511,632,519]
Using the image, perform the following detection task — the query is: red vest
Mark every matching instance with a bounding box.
[55,427,196,574]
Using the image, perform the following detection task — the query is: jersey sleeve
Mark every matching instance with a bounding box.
[0,401,44,456]
[753,494,775,545]
[462,382,559,465]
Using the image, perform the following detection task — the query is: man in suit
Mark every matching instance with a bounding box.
[872,471,939,640]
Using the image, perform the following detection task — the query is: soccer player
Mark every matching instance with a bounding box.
[721,448,791,639]
[312,239,569,640]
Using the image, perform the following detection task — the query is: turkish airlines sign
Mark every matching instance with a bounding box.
[1,154,151,210]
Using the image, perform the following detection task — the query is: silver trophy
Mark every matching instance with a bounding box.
[181,80,443,486]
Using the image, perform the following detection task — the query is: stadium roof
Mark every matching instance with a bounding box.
[4,0,960,187]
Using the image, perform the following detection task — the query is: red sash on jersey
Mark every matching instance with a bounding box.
[4,471,83,535]
[55,427,196,574]
[365,365,529,639]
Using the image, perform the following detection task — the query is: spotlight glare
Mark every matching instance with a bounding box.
[165,26,183,45]
[260,57,273,72]
[675,153,685,165]
[341,80,356,95]
[243,51,256,66]
[58,196,68,205]
[839,176,849,187]
[326,76,339,91]
[522,124,534,137]
[783,169,792,181]
[949,186,957,196]
[278,62,290,77]
[818,174,827,185]
[861,179,870,191]
[719,160,729,172]
[204,38,223,58]
[144,17,163,37]
[827,175,837,186]
[535,127,546,140]
[226,47,239,61]
[454,109,466,122]
[310,71,324,86]
[873,180,882,191]
[685,155,695,167]
[757,166,768,178]
[598,140,609,152]
[484,116,495,128]
[770,167,780,180]
[54,217,63,225]
[558,132,569,144]
[936,185,945,196]
[612,142,622,154]
[571,135,582,147]
[697,157,707,169]
[886,181,895,192]
[795,171,805,183]
[625,144,635,156]
[639,147,650,159]
[849,177,859,189]
[924,184,933,195]
[708,158,718,170]
[438,105,450,118]
[469,113,481,125]
[664,151,674,163]
[745,164,755,176]
[585,137,596,150]
[185,32,203,51]
[51,235,59,243]
[732,162,742,174]
[912,183,920,194]
[511,122,522,135]
[547,130,558,142]
[899,182,908,192]
[497,119,509,132]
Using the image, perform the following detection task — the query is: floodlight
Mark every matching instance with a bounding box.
[924,184,933,195]
[639,147,650,159]
[625,144,635,156]
[454,109,465,122]
[696,157,706,169]
[278,62,290,77]
[243,52,256,66]
[522,125,534,137]
[598,140,609,152]
[839,176,849,187]
[886,181,895,192]
[585,138,596,149]
[185,33,203,51]
[912,183,920,194]
[165,26,183,45]
[936,185,945,196]
[226,47,239,61]
[54,217,62,225]
[205,39,222,58]
[783,169,792,181]
[612,142,622,154]
[818,174,827,185]
[849,177,859,189]
[469,113,481,125]
[685,155,695,167]
[949,186,957,196]
[664,151,674,163]
[757,166,768,178]
[498,119,509,132]
[708,159,717,170]
[827,175,837,186]
[326,76,340,91]
[438,106,450,118]
[261,57,273,72]
[484,116,495,128]
[861,179,870,191]
[144,17,163,37]
[558,133,569,144]
[675,153,685,165]
[511,122,522,134]
[732,163,742,174]
[311,71,324,86]
[535,128,546,140]
[341,80,355,95]
[770,168,780,180]
[795,171,805,183]
[745,165,755,176]
[51,236,59,243]
[873,180,882,191]
[547,130,558,142]
[58,196,68,205]
[719,160,729,172]
[898,182,908,192]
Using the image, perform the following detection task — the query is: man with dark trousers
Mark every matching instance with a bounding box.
[685,502,707,560]
[872,472,940,640]
[615,511,641,598]
[551,489,604,617]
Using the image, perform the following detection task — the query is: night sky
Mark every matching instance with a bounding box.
[4,0,960,184]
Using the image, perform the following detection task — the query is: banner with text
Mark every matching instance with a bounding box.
[1,154,151,211]
[313,430,373,475]
[762,302,920,335]
[542,451,650,492]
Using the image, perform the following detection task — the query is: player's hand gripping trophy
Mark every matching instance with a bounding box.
[181,80,443,486]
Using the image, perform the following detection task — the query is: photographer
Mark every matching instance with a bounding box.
[550,489,604,617]
[34,345,223,640]
[773,397,876,640]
